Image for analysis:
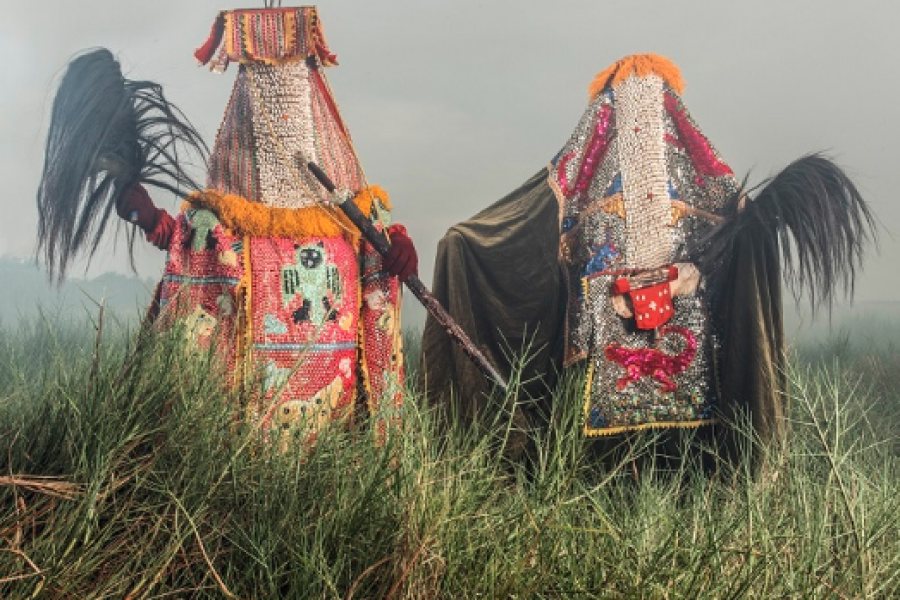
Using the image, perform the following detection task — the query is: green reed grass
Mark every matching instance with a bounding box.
[1,314,899,598]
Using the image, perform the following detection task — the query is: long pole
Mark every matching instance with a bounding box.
[306,162,509,393]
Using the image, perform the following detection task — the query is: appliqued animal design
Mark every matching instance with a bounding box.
[604,326,696,393]
[280,242,343,325]
[268,377,347,450]
[186,209,222,252]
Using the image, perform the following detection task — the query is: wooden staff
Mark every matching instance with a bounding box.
[306,161,509,393]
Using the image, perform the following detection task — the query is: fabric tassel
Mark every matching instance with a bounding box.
[194,11,226,66]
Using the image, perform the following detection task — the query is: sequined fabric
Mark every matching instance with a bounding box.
[552,55,741,436]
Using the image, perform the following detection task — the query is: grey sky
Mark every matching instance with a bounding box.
[1,1,895,303]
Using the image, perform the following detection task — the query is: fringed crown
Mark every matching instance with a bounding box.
[588,54,684,99]
[195,6,337,71]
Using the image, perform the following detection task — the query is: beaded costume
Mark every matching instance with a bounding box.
[35,7,409,446]
[553,55,732,436]
[156,7,404,441]
[422,54,873,451]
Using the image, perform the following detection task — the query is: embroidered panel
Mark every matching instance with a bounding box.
[157,205,404,444]
[246,235,360,435]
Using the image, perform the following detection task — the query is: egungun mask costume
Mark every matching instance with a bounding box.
[36,6,418,444]
[421,54,875,452]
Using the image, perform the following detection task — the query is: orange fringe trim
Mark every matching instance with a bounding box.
[588,54,684,99]
[184,187,391,243]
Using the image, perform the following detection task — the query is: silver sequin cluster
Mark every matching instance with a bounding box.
[617,75,672,269]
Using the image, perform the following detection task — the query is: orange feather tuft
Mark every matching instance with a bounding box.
[588,54,684,99]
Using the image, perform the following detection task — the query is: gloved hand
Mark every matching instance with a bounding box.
[116,183,175,250]
[383,223,418,283]
[117,183,162,233]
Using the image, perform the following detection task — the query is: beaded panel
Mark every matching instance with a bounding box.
[247,62,321,209]
[359,236,405,443]
[246,235,361,439]
[583,269,718,435]
[158,209,245,377]
[156,209,405,444]
[616,75,672,269]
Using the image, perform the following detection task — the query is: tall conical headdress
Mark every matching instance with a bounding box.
[555,54,737,270]
[196,7,364,209]
[553,54,740,368]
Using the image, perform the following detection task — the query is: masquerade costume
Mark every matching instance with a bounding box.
[421,55,873,454]
[37,7,415,443]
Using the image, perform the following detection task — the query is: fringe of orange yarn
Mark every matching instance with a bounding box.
[588,54,684,99]
[184,186,391,243]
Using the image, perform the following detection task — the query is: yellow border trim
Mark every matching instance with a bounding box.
[584,418,718,438]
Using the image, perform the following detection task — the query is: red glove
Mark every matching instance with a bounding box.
[383,223,418,283]
[117,183,174,250]
[117,183,162,232]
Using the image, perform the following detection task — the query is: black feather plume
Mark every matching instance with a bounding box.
[36,48,208,281]
[698,153,877,312]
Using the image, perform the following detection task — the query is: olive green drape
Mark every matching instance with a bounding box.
[421,168,784,466]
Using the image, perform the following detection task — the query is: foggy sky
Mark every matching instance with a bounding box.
[1,0,895,303]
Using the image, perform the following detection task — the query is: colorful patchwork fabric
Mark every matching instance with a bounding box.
[551,54,740,436]
[162,7,406,446]
[158,195,404,445]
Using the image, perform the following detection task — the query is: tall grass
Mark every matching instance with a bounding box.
[1,314,899,598]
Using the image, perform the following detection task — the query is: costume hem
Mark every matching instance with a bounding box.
[583,418,718,437]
